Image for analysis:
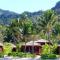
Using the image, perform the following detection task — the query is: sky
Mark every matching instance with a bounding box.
[0,0,60,13]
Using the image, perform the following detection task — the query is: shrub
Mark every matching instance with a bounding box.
[8,52,25,57]
[41,54,48,59]
[0,52,4,58]
[17,52,26,57]
[42,44,51,54]
[41,54,57,59]
[42,43,58,54]
[41,44,57,59]
[26,53,35,58]
[51,43,58,54]
[3,43,12,55]
[9,52,18,57]
[17,52,23,57]
[48,54,57,59]
[8,52,35,58]
[8,53,11,56]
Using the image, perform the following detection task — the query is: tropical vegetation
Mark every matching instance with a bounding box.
[0,2,60,59]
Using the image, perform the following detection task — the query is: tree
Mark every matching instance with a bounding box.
[37,10,58,54]
[19,15,33,53]
[54,22,60,43]
[37,10,57,42]
[31,26,38,54]
[4,19,21,44]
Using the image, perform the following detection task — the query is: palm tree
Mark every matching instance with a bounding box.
[19,15,33,53]
[37,10,58,53]
[44,10,57,43]
[38,10,57,42]
[4,19,21,44]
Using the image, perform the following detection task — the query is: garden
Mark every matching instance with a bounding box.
[0,10,60,60]
[0,43,59,60]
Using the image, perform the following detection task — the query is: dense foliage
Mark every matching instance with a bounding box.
[0,1,60,58]
[0,9,58,44]
[41,44,57,59]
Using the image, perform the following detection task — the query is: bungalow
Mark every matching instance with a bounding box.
[21,41,42,55]
[55,45,60,55]
[35,39,52,45]
[11,44,16,52]
[21,39,51,55]
[0,43,3,52]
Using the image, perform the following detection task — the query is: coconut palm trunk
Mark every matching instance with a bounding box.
[24,36,26,53]
[47,30,52,54]
[32,36,34,54]
[32,35,36,54]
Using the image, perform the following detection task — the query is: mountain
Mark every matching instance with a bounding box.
[21,11,43,23]
[0,9,20,25]
[22,11,43,17]
[0,9,43,25]
[52,1,60,14]
[0,1,60,25]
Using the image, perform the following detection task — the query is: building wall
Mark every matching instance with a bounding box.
[0,46,3,52]
[21,45,42,55]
